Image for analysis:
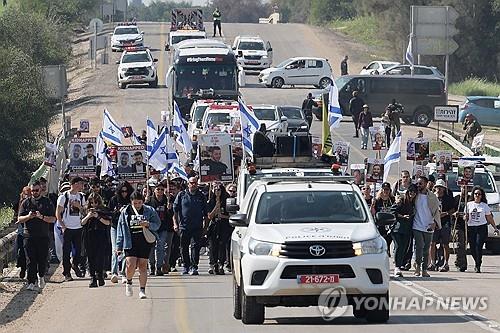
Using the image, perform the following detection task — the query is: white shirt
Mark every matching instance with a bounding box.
[57,191,86,229]
[413,193,433,232]
[466,202,491,227]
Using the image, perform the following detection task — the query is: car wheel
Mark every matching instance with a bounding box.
[486,240,500,254]
[414,107,432,127]
[233,275,242,320]
[365,293,389,323]
[271,77,284,88]
[149,77,158,88]
[319,77,332,89]
[402,117,413,125]
[241,281,265,324]
[118,82,126,89]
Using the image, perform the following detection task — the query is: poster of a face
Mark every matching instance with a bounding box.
[121,126,134,138]
[350,164,365,186]
[406,138,429,161]
[198,133,234,182]
[79,119,90,133]
[471,134,484,149]
[457,159,475,186]
[69,138,97,177]
[435,150,453,174]
[370,126,386,150]
[116,145,147,182]
[333,141,350,166]
[311,136,322,159]
[413,165,429,179]
[366,158,384,183]
[44,142,57,168]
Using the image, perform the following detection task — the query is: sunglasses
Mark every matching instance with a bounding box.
[32,189,40,193]
[155,187,164,191]
[474,192,482,196]
[189,182,197,184]
[121,190,128,193]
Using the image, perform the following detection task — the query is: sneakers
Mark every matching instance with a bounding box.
[216,267,225,275]
[121,276,128,284]
[208,265,216,275]
[110,274,119,283]
[459,267,467,272]
[155,269,164,276]
[89,277,98,288]
[393,268,403,277]
[26,283,36,291]
[182,268,190,275]
[427,263,437,271]
[421,270,430,278]
[98,277,105,287]
[125,284,133,297]
[439,264,449,272]
[72,265,83,278]
[139,290,147,299]
[38,277,46,289]
[414,266,421,277]
[190,268,199,276]
[64,274,74,282]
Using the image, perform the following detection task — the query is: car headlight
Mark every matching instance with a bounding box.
[489,204,500,212]
[136,35,143,41]
[300,124,308,129]
[120,67,127,72]
[248,238,281,256]
[262,55,268,59]
[353,236,386,255]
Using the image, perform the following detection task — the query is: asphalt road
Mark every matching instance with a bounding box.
[7,22,500,333]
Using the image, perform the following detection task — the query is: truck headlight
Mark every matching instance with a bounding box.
[262,55,268,59]
[248,238,281,256]
[353,236,386,255]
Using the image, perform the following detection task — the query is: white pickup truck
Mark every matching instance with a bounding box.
[232,36,273,74]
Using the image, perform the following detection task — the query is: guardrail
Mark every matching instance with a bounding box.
[439,131,473,156]
[0,231,17,276]
[73,23,115,44]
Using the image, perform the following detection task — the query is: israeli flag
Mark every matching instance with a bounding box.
[148,127,178,174]
[239,98,260,157]
[146,118,158,157]
[102,109,123,146]
[171,164,189,181]
[95,131,106,163]
[173,101,193,154]
[383,130,402,182]
[100,153,115,178]
[328,79,343,133]
[406,37,414,66]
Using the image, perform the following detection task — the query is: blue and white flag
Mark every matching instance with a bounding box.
[148,127,178,174]
[171,164,189,181]
[238,98,260,157]
[100,153,115,178]
[173,101,193,154]
[328,79,343,134]
[96,131,106,163]
[102,109,123,146]
[146,119,158,156]
[405,37,414,66]
[383,130,402,182]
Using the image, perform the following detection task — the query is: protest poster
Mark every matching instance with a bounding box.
[350,164,365,186]
[435,151,453,174]
[121,126,134,138]
[79,119,90,133]
[366,158,384,183]
[69,137,97,177]
[406,138,430,161]
[116,145,147,182]
[413,165,429,179]
[369,126,386,150]
[44,142,57,168]
[311,136,322,159]
[333,141,350,167]
[198,133,234,183]
[457,159,475,186]
[471,134,484,149]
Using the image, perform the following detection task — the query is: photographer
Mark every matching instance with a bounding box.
[81,193,111,288]
[18,181,56,291]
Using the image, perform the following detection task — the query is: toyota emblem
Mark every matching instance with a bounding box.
[309,245,326,257]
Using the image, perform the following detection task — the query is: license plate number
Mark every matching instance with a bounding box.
[247,60,259,64]
[131,75,143,80]
[297,274,339,284]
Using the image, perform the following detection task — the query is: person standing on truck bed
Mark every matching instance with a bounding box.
[213,7,222,37]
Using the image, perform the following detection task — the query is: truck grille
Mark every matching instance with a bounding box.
[244,55,262,60]
[280,265,356,279]
[125,67,149,76]
[120,39,135,44]
[280,241,355,259]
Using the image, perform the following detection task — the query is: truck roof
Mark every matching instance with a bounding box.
[170,8,204,31]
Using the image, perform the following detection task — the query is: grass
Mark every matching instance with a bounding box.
[449,78,500,97]
[0,206,14,233]
[430,141,461,157]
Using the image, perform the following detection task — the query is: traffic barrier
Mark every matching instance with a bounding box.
[73,23,115,44]
[439,131,473,156]
[0,231,17,275]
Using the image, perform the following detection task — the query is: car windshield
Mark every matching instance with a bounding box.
[432,171,496,193]
[244,172,332,195]
[115,28,139,35]
[175,64,237,98]
[206,113,231,126]
[193,105,209,123]
[279,107,303,119]
[253,108,277,121]
[255,191,367,224]
[276,59,292,68]
[239,41,265,50]
[122,53,150,63]
[382,63,396,69]
[335,76,351,90]
[172,35,205,45]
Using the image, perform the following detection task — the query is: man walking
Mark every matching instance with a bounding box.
[56,177,86,281]
[357,104,373,150]
[146,183,169,276]
[412,176,441,277]
[462,113,482,145]
[213,7,222,37]
[388,99,403,139]
[18,181,56,291]
[349,91,364,137]
[301,92,318,128]
[340,55,348,75]
[173,177,209,275]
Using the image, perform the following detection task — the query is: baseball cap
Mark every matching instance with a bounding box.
[363,104,369,108]
[381,182,391,189]
[428,175,436,183]
[434,179,447,189]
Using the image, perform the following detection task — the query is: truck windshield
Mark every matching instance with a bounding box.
[172,35,205,45]
[255,191,367,224]
[175,64,237,98]
[239,41,265,50]
[122,53,150,63]
[115,28,139,35]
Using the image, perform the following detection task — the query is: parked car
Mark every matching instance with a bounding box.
[249,104,279,130]
[277,106,310,132]
[258,57,333,89]
[359,61,400,75]
[335,75,446,127]
[459,96,500,126]
[379,64,444,79]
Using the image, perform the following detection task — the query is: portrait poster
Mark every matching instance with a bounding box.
[79,119,90,133]
[198,133,234,183]
[369,126,386,151]
[311,136,322,159]
[457,159,475,186]
[407,138,430,161]
[366,158,384,184]
[116,145,147,182]
[333,141,350,167]
[350,164,365,186]
[435,151,453,174]
[471,134,484,149]
[412,165,429,179]
[68,137,97,177]
[44,142,57,168]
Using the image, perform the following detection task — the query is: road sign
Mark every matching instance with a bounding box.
[42,65,67,99]
[415,38,459,56]
[413,6,459,25]
[415,24,458,39]
[434,105,459,122]
[89,18,103,34]
[90,35,108,52]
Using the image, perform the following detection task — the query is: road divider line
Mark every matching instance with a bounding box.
[174,277,193,333]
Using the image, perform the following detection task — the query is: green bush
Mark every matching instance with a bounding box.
[0,206,14,232]
[449,78,500,97]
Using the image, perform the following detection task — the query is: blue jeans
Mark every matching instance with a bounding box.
[149,229,168,270]
[164,231,175,269]
[110,227,124,275]
[361,127,369,148]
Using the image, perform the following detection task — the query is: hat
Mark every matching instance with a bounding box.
[466,113,474,118]
[428,175,436,183]
[437,173,447,181]
[435,179,447,189]
[362,104,369,108]
[381,182,391,189]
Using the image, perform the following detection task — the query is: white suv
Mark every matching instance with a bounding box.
[229,177,391,324]
[232,36,273,73]
[116,47,158,89]
[111,24,144,52]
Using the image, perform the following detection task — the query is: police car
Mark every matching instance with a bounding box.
[116,47,158,89]
[111,23,144,52]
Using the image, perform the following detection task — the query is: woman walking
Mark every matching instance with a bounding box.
[207,183,231,275]
[391,184,417,277]
[116,191,160,299]
[81,193,111,288]
[15,186,32,279]
[371,182,396,252]
[466,186,499,273]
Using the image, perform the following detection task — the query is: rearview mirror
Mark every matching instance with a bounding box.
[362,66,367,69]
[238,50,243,57]
[153,58,158,62]
[267,47,273,52]
[115,60,120,65]
[375,212,396,226]
[141,31,145,35]
[226,198,239,214]
[196,120,203,128]
[229,213,248,227]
